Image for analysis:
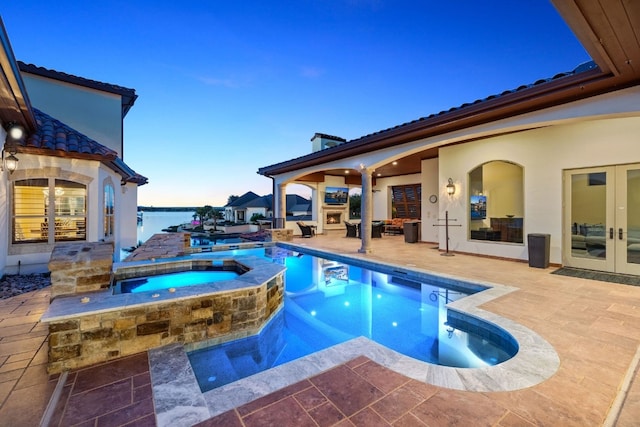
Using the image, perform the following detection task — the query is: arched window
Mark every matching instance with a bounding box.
[104,182,115,239]
[13,178,87,243]
[468,161,524,243]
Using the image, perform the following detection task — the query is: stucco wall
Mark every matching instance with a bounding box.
[5,153,127,273]
[21,74,123,156]
[0,126,7,276]
[439,116,640,264]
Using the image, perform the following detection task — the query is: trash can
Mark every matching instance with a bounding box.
[404,221,420,243]
[527,233,550,268]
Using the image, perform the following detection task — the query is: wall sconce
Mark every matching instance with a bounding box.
[2,151,19,173]
[3,122,25,174]
[446,178,456,196]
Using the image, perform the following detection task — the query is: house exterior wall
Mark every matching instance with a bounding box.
[4,153,129,273]
[439,115,640,264]
[246,207,267,221]
[372,173,421,220]
[421,158,439,243]
[119,181,139,251]
[20,73,123,156]
[0,127,8,276]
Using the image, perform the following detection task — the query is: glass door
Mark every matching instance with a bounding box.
[564,167,615,272]
[615,165,640,275]
[564,164,640,274]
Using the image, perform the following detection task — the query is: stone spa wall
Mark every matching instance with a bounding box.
[42,241,286,374]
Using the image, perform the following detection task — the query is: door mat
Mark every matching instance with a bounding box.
[551,267,640,286]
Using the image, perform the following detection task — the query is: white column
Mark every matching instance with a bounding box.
[359,168,373,253]
[277,182,287,228]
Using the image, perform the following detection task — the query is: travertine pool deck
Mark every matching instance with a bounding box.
[2,233,640,426]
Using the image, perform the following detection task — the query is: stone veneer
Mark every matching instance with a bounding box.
[48,242,114,301]
[42,235,287,374]
[267,228,293,242]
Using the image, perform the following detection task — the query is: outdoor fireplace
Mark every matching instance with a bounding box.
[326,212,342,224]
[323,206,347,230]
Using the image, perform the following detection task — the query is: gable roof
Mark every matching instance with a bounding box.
[14,107,147,185]
[225,191,260,207]
[229,193,311,212]
[17,61,137,118]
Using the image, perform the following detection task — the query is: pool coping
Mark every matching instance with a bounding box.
[148,243,560,427]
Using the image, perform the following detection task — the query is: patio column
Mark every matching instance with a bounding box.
[359,168,373,254]
[276,183,287,228]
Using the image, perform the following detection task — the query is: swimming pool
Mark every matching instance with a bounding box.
[188,247,518,392]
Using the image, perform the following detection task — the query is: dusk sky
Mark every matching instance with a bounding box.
[2,1,590,207]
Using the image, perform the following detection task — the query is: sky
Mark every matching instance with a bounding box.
[2,1,590,207]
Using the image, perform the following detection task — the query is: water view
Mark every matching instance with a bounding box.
[137,210,195,244]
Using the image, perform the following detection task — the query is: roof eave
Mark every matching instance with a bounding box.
[258,67,625,176]
[0,18,36,132]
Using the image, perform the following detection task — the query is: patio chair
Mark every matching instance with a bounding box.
[344,221,358,238]
[296,222,315,238]
[371,222,384,238]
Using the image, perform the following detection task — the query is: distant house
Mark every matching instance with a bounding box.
[224,191,260,223]
[224,191,311,223]
[0,19,147,275]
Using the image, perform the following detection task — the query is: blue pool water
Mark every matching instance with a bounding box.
[188,247,518,392]
[116,270,239,293]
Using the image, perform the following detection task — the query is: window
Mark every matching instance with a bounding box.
[391,184,421,218]
[104,182,115,239]
[468,161,524,243]
[13,179,87,243]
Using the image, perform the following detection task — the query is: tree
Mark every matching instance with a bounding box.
[227,195,240,205]
[194,205,214,230]
[250,213,266,224]
[349,194,361,219]
[211,208,224,232]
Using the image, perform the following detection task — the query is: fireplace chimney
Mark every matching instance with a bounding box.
[311,133,346,153]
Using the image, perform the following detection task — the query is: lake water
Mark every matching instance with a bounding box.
[137,210,195,244]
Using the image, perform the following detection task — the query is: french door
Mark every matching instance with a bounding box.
[564,164,640,275]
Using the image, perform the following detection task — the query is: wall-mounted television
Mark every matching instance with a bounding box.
[325,187,348,204]
[470,195,487,220]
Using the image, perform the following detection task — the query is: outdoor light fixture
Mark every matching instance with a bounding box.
[2,122,26,174]
[2,151,19,173]
[446,178,456,196]
[7,122,25,140]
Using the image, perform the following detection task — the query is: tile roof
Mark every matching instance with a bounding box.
[237,194,311,212]
[311,133,346,142]
[350,61,598,144]
[14,108,147,185]
[18,61,138,117]
[23,108,117,158]
[258,60,600,175]
[225,191,260,207]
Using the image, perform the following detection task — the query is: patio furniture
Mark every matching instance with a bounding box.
[344,221,358,238]
[356,222,384,238]
[371,222,384,238]
[296,222,315,238]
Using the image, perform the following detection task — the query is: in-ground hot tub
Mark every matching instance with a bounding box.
[112,259,249,294]
[41,253,286,374]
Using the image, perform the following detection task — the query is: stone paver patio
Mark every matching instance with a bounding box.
[1,233,640,426]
